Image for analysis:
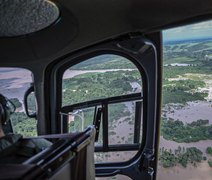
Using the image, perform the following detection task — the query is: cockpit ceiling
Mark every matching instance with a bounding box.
[0,0,212,65]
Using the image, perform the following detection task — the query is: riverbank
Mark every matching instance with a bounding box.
[0,68,32,100]
[160,136,212,156]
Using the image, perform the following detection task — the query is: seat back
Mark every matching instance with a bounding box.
[0,126,96,180]
[50,126,96,180]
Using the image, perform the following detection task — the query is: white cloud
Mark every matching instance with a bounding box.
[163,20,212,41]
[191,21,212,30]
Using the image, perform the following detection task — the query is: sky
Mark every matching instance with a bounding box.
[163,20,212,41]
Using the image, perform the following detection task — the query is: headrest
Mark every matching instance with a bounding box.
[0,94,16,125]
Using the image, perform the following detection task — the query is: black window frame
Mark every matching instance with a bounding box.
[47,35,159,179]
[51,50,146,163]
[61,92,143,152]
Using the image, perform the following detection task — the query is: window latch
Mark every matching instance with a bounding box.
[93,107,102,142]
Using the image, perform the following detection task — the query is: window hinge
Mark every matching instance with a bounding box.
[139,148,155,177]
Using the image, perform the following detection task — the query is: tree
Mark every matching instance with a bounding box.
[206,147,212,155]
[208,160,212,167]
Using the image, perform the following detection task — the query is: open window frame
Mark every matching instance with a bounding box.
[46,34,162,180]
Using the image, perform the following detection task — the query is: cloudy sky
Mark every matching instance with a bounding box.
[163,20,212,41]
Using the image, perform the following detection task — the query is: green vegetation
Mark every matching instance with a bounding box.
[108,103,130,122]
[160,147,204,168]
[63,70,141,106]
[178,147,203,167]
[163,66,211,80]
[11,112,37,137]
[164,57,195,64]
[162,89,206,104]
[162,40,212,105]
[206,147,212,155]
[208,160,212,167]
[166,79,206,89]
[162,69,209,104]
[164,40,212,66]
[161,119,212,142]
[160,150,177,168]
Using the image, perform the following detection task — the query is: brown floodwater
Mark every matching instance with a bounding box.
[157,162,212,180]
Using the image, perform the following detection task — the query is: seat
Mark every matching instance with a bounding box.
[0,126,96,180]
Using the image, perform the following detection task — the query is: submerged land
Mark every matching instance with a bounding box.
[157,38,212,180]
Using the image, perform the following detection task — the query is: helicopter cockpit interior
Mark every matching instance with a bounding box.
[0,0,212,180]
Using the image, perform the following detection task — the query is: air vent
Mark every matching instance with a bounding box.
[0,0,60,37]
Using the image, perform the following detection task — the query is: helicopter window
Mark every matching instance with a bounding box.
[158,20,212,180]
[0,67,37,136]
[61,54,143,162]
[62,55,142,106]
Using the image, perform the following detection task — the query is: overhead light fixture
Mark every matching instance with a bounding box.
[0,0,60,37]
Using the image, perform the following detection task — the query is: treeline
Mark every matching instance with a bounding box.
[162,68,208,105]
[70,55,136,70]
[63,70,141,106]
[161,119,212,142]
[162,89,206,105]
[160,147,205,168]
[163,40,212,64]
[164,79,205,90]
[163,66,211,80]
